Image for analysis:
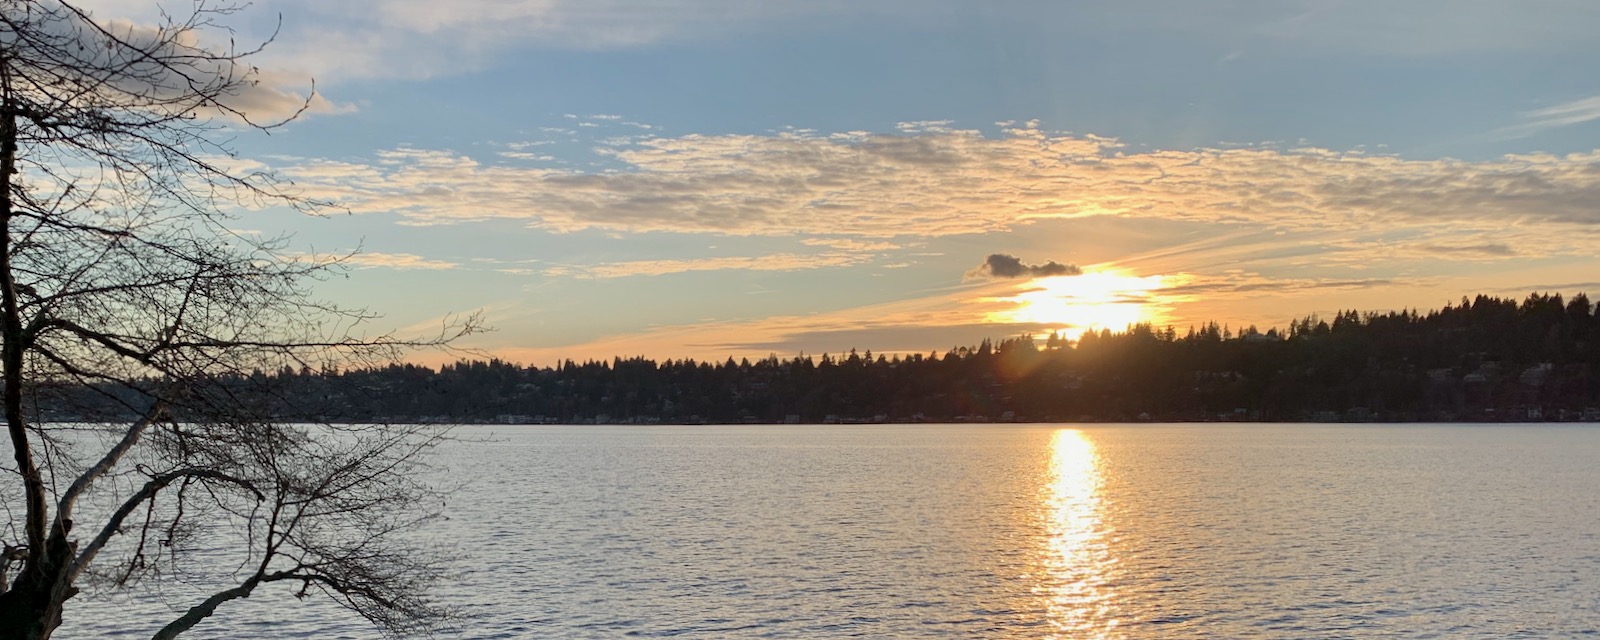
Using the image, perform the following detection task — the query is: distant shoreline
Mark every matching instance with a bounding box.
[37,293,1600,428]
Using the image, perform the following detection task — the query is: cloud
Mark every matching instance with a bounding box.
[1488,281,1600,295]
[718,322,1057,356]
[1296,227,1575,268]
[542,253,868,279]
[1501,94,1600,138]
[252,0,900,82]
[343,252,459,270]
[444,249,1599,365]
[214,70,357,122]
[468,266,1303,364]
[77,0,1600,89]
[1413,242,1518,258]
[31,3,354,123]
[800,238,901,251]
[966,254,1082,280]
[472,284,1024,364]
[274,127,1600,263]
[1159,273,1398,298]
[498,152,557,161]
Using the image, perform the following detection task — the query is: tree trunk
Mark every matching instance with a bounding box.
[0,54,68,640]
[0,556,72,640]
[0,591,56,640]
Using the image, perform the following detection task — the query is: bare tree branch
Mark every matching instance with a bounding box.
[52,405,164,529]
[69,466,262,584]
[0,3,473,638]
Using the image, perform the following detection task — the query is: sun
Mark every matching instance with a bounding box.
[987,269,1170,341]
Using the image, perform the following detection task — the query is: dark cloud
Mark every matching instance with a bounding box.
[967,254,1082,280]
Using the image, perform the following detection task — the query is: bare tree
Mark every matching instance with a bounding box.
[0,2,475,638]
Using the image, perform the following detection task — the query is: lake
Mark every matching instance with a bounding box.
[59,424,1600,638]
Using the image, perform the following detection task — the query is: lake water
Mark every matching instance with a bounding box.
[59,424,1600,638]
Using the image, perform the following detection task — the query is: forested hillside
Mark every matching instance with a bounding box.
[47,293,1600,423]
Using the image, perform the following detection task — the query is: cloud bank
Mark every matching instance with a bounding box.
[277,125,1600,263]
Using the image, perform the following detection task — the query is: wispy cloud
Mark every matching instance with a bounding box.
[800,238,901,251]
[542,253,868,279]
[476,285,1015,364]
[253,0,903,82]
[78,0,1600,88]
[343,252,459,270]
[1160,273,1398,298]
[471,267,1385,364]
[1412,242,1519,258]
[1501,95,1600,138]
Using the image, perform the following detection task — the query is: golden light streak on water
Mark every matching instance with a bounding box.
[1039,429,1119,638]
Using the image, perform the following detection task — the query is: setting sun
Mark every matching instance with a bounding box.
[988,270,1172,341]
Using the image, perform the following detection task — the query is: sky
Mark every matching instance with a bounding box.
[76,0,1600,366]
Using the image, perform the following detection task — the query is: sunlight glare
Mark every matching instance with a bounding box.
[987,270,1171,341]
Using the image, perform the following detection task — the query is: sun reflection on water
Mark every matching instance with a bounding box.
[1039,429,1118,638]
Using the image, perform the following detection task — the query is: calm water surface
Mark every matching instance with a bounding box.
[63,424,1600,638]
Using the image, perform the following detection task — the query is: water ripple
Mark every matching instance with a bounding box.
[54,424,1600,639]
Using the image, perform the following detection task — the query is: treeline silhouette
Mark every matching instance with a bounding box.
[47,293,1600,424]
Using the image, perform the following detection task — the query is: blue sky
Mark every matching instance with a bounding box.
[80,0,1600,364]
